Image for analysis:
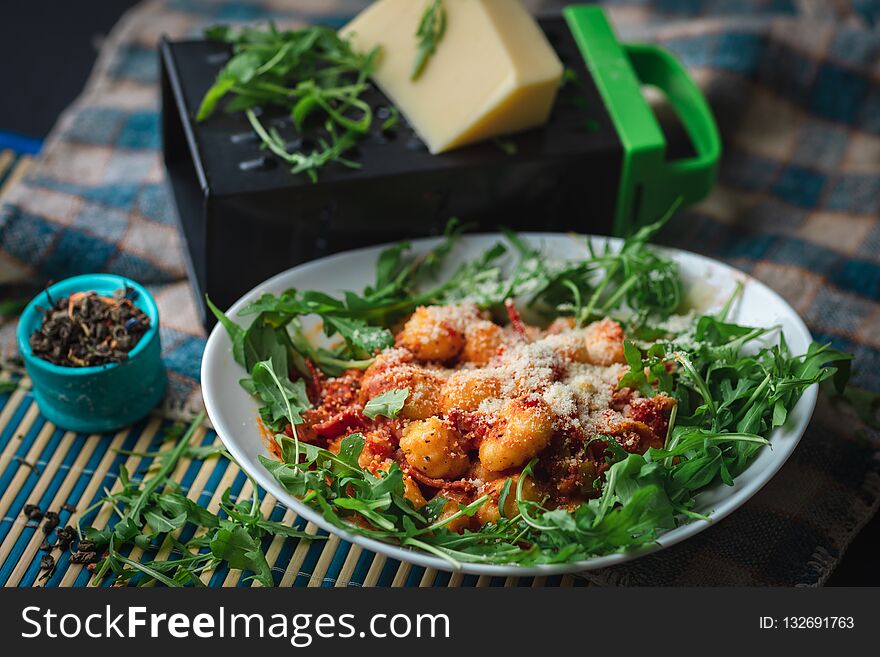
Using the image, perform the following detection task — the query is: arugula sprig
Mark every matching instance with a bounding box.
[245,110,361,182]
[199,23,380,181]
[412,0,447,81]
[480,204,684,331]
[79,412,321,587]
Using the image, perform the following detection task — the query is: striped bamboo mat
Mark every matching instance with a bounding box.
[0,373,584,588]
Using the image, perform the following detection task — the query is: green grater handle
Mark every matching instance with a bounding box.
[624,43,721,210]
[563,5,721,235]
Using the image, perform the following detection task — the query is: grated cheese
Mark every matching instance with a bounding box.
[462,320,628,438]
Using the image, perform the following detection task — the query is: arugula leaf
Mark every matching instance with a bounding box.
[125,414,204,524]
[373,241,411,292]
[253,520,316,540]
[363,388,410,420]
[162,495,219,529]
[206,295,246,366]
[144,510,187,534]
[412,0,447,81]
[617,341,651,396]
[251,358,311,428]
[207,297,290,374]
[497,478,513,519]
[575,200,683,324]
[338,433,366,468]
[694,315,755,343]
[247,112,361,183]
[210,524,273,586]
[322,315,394,357]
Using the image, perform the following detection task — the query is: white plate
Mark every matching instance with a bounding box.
[201,234,817,577]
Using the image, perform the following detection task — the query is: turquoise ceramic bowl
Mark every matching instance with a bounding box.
[17,274,167,433]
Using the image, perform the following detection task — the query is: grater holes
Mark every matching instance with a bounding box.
[238,156,276,172]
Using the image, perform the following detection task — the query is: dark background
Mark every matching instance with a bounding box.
[0,1,875,586]
[0,1,140,140]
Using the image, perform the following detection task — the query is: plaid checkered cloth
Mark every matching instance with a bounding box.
[1,0,878,585]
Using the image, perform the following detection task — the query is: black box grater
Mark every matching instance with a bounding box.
[160,7,719,327]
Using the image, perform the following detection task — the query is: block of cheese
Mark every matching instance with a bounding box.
[342,0,563,154]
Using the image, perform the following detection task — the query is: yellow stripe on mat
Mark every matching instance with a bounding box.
[0,375,29,434]
[55,428,138,586]
[279,521,320,587]
[362,553,386,587]
[419,568,437,587]
[0,150,14,182]
[0,154,32,198]
[55,427,137,587]
[334,544,363,588]
[0,403,42,493]
[390,561,411,587]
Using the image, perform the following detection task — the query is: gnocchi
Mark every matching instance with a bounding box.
[399,417,470,479]
[479,396,554,473]
[396,306,468,362]
[435,495,472,533]
[360,363,442,420]
[549,318,626,366]
[462,319,504,365]
[439,370,501,413]
[581,318,626,366]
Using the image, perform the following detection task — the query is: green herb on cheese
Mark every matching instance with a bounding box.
[411,0,447,81]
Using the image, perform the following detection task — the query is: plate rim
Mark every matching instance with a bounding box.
[201,232,817,577]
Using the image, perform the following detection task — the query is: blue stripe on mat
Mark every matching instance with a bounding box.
[0,131,42,155]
